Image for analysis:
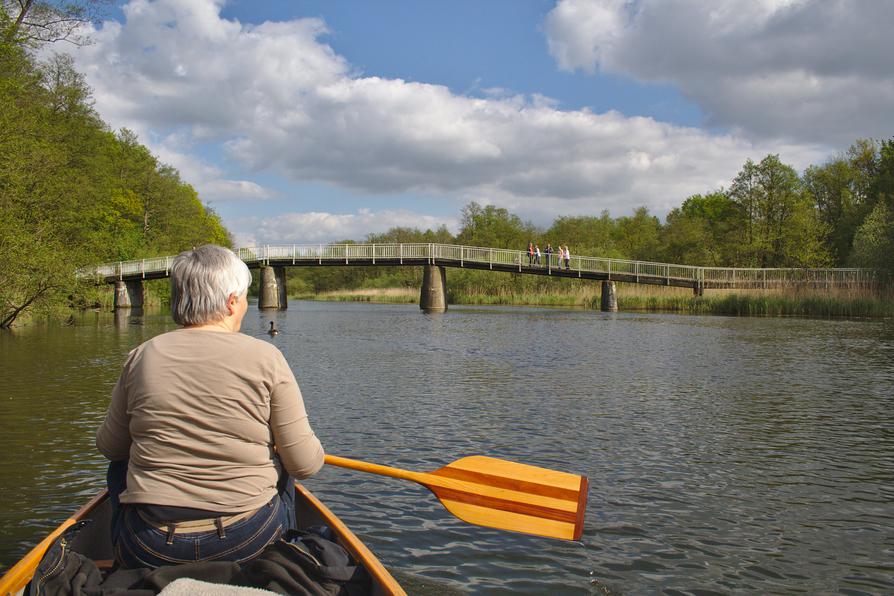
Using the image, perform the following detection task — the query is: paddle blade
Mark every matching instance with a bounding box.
[427,456,588,541]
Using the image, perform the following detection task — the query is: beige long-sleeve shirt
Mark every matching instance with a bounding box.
[96,329,325,513]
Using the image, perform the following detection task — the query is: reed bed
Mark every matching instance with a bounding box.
[294,288,418,304]
[606,285,892,318]
[297,283,893,318]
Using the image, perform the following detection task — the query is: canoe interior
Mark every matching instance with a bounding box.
[2,484,403,596]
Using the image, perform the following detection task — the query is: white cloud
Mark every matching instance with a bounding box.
[62,0,833,235]
[230,209,459,247]
[544,0,894,146]
[545,0,629,75]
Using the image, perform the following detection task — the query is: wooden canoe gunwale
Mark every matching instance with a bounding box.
[293,483,404,595]
[0,485,404,596]
[0,491,108,596]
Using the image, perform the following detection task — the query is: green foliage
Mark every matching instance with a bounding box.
[544,212,621,257]
[366,225,453,244]
[728,155,829,267]
[662,192,740,265]
[455,201,535,249]
[614,207,662,261]
[849,202,893,272]
[0,40,231,327]
[802,139,880,266]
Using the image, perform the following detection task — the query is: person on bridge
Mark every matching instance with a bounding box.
[563,245,571,270]
[96,244,324,569]
[527,242,534,265]
[535,244,542,265]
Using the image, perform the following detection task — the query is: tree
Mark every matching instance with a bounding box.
[614,207,662,261]
[803,139,881,265]
[0,39,233,327]
[546,211,620,257]
[728,155,828,267]
[849,139,894,274]
[0,218,80,328]
[662,202,713,266]
[2,0,111,47]
[850,201,894,273]
[366,225,454,245]
[873,139,894,212]
[673,192,740,265]
[455,202,535,249]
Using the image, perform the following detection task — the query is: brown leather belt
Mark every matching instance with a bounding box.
[137,506,263,542]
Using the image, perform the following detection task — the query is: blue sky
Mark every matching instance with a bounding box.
[65,0,892,246]
[216,0,703,124]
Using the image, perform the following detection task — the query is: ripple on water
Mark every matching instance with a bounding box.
[2,305,894,594]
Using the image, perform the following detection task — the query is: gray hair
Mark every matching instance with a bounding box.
[170,245,252,326]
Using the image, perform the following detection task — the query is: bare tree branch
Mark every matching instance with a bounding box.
[3,0,111,47]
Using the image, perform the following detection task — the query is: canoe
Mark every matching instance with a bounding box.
[0,483,406,596]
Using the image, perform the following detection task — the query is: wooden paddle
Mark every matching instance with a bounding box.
[325,454,588,541]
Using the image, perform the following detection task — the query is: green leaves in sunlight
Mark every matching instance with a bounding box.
[0,38,230,327]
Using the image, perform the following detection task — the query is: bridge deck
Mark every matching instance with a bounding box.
[85,243,875,290]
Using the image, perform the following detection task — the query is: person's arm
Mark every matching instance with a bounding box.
[96,354,135,460]
[270,369,325,479]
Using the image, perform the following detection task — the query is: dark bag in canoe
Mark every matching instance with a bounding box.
[26,522,103,596]
[235,528,371,595]
[27,524,370,595]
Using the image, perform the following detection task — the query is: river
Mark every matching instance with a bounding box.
[1,302,892,594]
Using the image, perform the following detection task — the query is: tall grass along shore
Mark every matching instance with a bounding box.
[297,284,893,319]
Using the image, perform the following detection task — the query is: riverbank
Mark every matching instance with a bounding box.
[10,283,885,329]
[295,285,894,318]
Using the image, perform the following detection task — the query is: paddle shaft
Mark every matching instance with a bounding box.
[325,454,426,484]
[325,454,522,496]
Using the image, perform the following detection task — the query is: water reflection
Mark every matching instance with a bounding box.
[114,308,144,330]
[1,304,893,594]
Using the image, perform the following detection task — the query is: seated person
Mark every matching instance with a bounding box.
[96,244,324,569]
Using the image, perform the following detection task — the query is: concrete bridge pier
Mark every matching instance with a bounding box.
[114,280,143,309]
[600,281,618,312]
[420,265,447,312]
[259,266,288,310]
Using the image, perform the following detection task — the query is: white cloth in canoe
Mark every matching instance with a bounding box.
[158,578,279,596]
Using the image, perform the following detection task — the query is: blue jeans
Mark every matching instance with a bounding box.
[107,461,296,569]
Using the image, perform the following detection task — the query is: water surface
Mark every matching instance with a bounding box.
[1,302,892,594]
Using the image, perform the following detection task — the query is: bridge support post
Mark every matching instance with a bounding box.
[693,282,704,296]
[259,266,288,310]
[600,281,617,312]
[114,280,143,309]
[420,265,447,312]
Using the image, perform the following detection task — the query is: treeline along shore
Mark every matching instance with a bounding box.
[2,4,892,326]
[1,13,230,328]
[278,144,894,317]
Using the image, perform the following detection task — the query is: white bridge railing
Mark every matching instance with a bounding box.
[88,243,875,288]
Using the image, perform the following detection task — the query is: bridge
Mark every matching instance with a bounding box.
[88,243,875,312]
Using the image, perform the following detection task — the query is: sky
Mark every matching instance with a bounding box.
[57,0,894,247]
